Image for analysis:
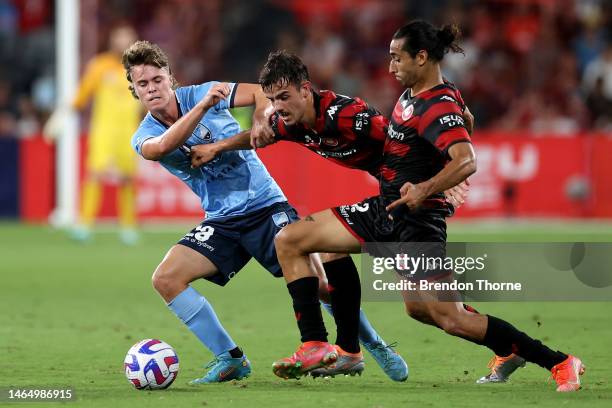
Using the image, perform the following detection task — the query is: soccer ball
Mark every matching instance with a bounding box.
[124,339,179,390]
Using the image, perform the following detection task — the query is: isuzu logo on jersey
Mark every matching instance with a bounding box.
[401,104,414,121]
[439,114,464,127]
[354,111,370,131]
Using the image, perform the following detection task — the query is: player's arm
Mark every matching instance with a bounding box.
[386,100,476,212]
[43,58,100,140]
[190,130,252,168]
[386,142,476,212]
[463,105,474,135]
[140,83,231,161]
[442,104,473,208]
[415,142,475,197]
[190,100,284,168]
[444,104,474,207]
[72,58,101,111]
[231,83,275,148]
[354,101,472,208]
[190,84,279,167]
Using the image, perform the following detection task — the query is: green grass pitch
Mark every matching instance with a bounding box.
[1,221,611,407]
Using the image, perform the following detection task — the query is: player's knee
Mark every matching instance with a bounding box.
[151,267,169,295]
[151,263,181,299]
[274,225,306,258]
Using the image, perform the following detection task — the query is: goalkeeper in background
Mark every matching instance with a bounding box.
[46,24,142,244]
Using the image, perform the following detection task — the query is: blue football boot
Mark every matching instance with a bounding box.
[363,338,409,382]
[189,352,251,384]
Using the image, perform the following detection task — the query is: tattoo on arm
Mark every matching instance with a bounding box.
[304,215,315,222]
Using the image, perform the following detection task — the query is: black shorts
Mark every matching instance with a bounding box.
[332,196,450,280]
[178,201,299,286]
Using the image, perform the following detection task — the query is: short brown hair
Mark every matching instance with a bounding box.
[122,40,177,99]
[259,50,310,92]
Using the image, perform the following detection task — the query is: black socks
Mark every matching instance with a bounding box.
[324,257,361,353]
[484,315,567,370]
[287,276,328,343]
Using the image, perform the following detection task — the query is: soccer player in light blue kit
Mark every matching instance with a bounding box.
[122,40,407,384]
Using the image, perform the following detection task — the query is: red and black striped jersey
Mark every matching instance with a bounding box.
[270,90,388,176]
[380,82,471,209]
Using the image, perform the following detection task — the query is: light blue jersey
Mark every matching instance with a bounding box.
[132,82,286,219]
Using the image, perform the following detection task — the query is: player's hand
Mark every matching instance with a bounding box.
[190,143,220,168]
[201,82,231,110]
[42,107,69,142]
[444,179,470,209]
[463,105,474,135]
[385,181,429,215]
[251,105,276,149]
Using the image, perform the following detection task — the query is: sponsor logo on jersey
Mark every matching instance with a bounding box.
[354,112,370,131]
[401,104,414,121]
[388,125,406,141]
[183,232,215,251]
[316,148,357,158]
[438,114,464,127]
[338,206,354,224]
[327,105,340,119]
[440,95,456,103]
[272,212,290,228]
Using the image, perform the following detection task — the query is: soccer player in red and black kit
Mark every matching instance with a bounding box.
[270,21,585,392]
[190,50,470,380]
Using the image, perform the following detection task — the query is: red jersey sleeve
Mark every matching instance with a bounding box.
[418,98,471,154]
[334,98,388,143]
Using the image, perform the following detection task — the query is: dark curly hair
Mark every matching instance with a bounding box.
[259,50,310,92]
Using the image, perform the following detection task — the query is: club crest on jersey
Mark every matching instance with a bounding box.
[272,212,290,228]
[401,104,414,121]
[194,123,212,142]
[321,137,339,147]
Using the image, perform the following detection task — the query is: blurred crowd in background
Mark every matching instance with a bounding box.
[1,0,612,141]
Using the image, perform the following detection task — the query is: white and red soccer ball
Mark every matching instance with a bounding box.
[124,339,179,390]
